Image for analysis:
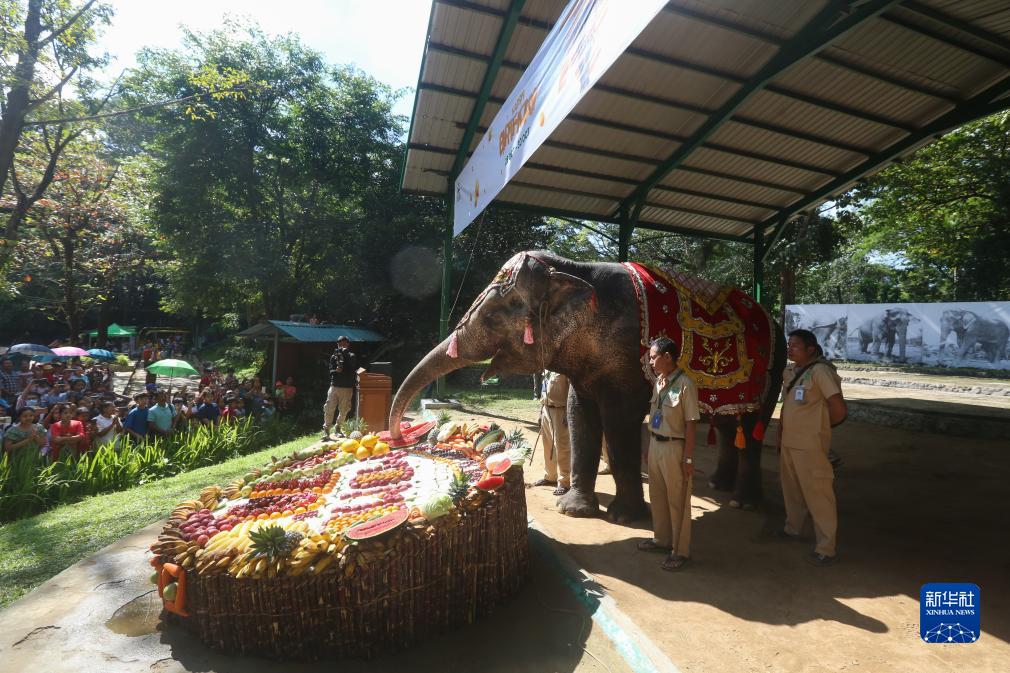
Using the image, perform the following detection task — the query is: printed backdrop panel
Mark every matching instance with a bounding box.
[786,302,1010,370]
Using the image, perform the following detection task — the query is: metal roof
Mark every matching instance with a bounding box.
[402,0,1010,243]
[237,321,385,343]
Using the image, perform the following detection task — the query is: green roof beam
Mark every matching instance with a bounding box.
[622,0,903,212]
[448,0,526,182]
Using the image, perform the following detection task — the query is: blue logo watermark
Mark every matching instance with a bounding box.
[920,583,980,643]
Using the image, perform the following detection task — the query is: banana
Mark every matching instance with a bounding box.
[313,555,335,575]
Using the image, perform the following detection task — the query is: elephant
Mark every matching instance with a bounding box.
[858,308,916,361]
[810,316,846,360]
[939,310,1010,363]
[389,251,785,522]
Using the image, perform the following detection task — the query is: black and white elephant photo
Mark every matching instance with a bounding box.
[389,251,785,521]
[848,306,922,363]
[785,305,847,360]
[938,308,1010,366]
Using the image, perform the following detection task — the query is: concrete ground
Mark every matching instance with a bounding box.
[2,370,1008,672]
[0,515,638,673]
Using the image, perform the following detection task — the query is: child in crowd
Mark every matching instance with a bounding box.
[74,406,93,456]
[50,405,86,461]
[122,393,150,442]
[3,407,45,455]
[93,401,121,450]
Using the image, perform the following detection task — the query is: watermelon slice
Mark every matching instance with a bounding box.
[345,507,409,541]
[475,475,505,491]
[378,420,436,449]
[484,454,512,476]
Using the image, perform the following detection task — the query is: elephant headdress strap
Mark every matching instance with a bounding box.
[446,252,538,358]
[622,262,776,417]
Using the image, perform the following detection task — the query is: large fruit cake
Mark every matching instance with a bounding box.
[149,421,530,659]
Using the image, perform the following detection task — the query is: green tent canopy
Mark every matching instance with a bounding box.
[85,323,136,338]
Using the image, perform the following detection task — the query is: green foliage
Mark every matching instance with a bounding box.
[0,416,302,522]
[839,111,1010,301]
[0,431,316,609]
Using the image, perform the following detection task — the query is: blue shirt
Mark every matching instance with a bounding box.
[122,407,149,435]
[147,403,175,432]
[195,402,220,422]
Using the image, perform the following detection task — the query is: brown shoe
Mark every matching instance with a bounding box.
[806,552,835,567]
[661,554,690,571]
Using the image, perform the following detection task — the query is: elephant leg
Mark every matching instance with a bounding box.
[556,389,603,518]
[708,420,737,491]
[731,413,764,509]
[600,401,649,524]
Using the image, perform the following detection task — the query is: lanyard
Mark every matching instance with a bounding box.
[654,371,683,412]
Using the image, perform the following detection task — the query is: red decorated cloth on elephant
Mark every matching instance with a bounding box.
[622,262,775,416]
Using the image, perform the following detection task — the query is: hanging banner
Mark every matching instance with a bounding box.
[452,0,666,235]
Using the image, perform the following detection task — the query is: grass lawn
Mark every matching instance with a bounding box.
[0,433,316,610]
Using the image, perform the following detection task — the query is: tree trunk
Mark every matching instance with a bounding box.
[0,0,42,197]
[780,266,796,326]
[62,234,79,341]
[97,298,111,348]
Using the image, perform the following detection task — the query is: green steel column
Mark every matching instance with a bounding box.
[618,201,642,261]
[752,223,765,304]
[436,199,453,398]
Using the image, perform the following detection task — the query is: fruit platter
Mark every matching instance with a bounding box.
[149,421,531,659]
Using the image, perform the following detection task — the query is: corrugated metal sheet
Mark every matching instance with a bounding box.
[238,322,385,343]
[402,0,1010,241]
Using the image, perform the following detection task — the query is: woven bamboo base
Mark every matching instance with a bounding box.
[166,470,529,659]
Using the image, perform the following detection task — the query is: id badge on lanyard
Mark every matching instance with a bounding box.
[794,386,806,403]
[651,373,681,430]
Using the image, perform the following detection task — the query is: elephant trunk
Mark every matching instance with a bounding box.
[388,333,479,439]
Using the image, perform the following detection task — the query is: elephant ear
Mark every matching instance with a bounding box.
[543,269,597,337]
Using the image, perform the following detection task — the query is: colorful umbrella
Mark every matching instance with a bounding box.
[87,348,116,361]
[8,344,55,357]
[52,346,91,358]
[147,358,199,378]
[147,358,200,395]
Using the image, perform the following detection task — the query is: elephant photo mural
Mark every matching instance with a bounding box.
[389,251,786,521]
[847,305,924,364]
[787,301,1010,370]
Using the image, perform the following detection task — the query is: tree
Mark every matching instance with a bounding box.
[12,152,151,339]
[0,0,112,269]
[848,111,1010,301]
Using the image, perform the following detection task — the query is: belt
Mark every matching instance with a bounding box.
[650,433,683,442]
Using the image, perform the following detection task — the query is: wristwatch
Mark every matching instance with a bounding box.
[684,457,693,464]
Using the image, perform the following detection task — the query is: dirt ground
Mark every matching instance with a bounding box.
[436,401,1009,673]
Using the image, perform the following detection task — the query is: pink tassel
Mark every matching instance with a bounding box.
[446,331,459,358]
[523,319,534,345]
[752,420,765,441]
[589,291,598,313]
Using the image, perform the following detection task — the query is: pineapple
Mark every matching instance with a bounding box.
[481,441,505,457]
[448,470,471,503]
[249,525,303,561]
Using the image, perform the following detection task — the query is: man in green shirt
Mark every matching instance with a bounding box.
[148,390,176,437]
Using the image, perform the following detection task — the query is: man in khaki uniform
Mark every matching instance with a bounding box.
[637,337,700,571]
[532,370,571,496]
[778,329,847,566]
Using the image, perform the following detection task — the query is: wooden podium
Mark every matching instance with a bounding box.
[356,370,392,431]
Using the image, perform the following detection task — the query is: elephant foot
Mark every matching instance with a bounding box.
[728,499,758,512]
[556,489,600,518]
[707,477,734,492]
[606,496,649,524]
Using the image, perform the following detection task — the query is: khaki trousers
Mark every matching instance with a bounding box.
[780,445,837,556]
[647,437,691,556]
[540,405,571,487]
[322,386,354,432]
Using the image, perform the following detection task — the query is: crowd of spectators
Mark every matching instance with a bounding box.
[0,356,299,461]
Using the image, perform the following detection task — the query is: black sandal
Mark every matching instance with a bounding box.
[552,485,570,496]
[661,554,690,571]
[637,539,671,553]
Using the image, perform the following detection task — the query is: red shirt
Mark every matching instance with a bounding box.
[50,419,86,461]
